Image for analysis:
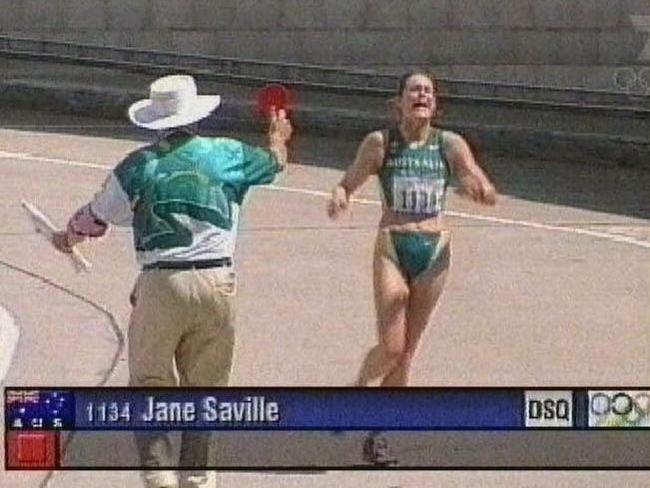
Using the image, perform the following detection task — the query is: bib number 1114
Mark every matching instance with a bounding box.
[393,177,444,215]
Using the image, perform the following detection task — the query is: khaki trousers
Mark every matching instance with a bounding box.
[128,267,235,487]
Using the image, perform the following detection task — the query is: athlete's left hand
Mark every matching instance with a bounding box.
[458,175,497,205]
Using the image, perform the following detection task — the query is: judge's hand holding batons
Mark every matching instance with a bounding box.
[51,230,78,254]
[21,199,94,272]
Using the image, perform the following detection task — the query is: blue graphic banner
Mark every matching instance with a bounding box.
[5,388,524,431]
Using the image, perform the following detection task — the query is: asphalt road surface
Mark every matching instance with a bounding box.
[1,108,649,487]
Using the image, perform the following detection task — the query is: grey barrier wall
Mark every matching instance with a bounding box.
[1,0,650,89]
[3,74,650,170]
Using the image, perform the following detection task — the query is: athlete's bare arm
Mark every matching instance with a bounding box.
[443,131,496,205]
[327,130,385,219]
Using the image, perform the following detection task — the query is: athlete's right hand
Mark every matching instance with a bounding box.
[327,185,349,219]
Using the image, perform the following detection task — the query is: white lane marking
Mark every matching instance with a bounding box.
[0,306,20,384]
[265,184,650,249]
[2,125,131,129]
[1,150,649,250]
[0,150,110,170]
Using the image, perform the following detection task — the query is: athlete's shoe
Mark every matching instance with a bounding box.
[362,432,398,466]
[179,471,218,487]
[143,470,179,488]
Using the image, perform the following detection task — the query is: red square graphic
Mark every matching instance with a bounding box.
[18,434,47,463]
[6,431,58,469]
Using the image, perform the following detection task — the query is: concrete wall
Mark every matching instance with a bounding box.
[1,0,649,88]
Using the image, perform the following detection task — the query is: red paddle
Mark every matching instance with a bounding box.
[256,83,297,162]
[256,83,295,119]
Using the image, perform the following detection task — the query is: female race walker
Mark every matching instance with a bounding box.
[327,71,496,464]
[328,70,496,388]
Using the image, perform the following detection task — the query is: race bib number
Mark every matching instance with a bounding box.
[392,177,445,215]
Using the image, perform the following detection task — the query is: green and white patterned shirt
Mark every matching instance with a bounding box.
[89,133,281,266]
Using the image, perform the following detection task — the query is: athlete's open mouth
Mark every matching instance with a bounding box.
[413,102,429,109]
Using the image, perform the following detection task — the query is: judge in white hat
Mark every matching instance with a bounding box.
[53,73,292,488]
[127,74,221,130]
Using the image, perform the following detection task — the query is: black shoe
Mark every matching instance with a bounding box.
[362,432,398,466]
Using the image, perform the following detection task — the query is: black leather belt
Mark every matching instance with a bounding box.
[142,258,232,271]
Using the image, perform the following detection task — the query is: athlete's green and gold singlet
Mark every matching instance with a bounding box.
[378,128,451,216]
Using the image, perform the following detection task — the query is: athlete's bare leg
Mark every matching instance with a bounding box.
[354,246,410,386]
[381,246,450,386]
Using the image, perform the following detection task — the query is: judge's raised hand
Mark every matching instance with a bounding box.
[268,107,292,144]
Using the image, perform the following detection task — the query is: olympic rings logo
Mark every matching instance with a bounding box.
[589,391,650,420]
[612,67,650,96]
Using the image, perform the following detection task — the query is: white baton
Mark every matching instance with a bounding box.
[21,199,92,273]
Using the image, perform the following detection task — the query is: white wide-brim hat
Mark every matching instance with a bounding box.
[128,74,221,130]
